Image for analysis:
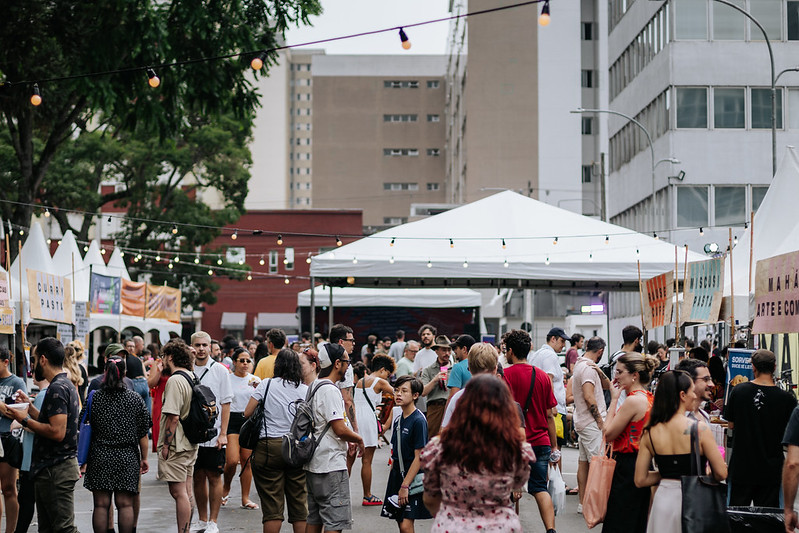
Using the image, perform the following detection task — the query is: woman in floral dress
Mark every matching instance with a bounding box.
[420,374,534,532]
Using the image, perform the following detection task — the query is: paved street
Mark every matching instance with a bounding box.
[65,445,587,532]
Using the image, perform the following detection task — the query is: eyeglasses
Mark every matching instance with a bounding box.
[237,359,252,363]
[343,337,355,343]
[696,376,714,383]
[340,358,351,365]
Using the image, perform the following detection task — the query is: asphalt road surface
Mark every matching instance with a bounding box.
[58,445,588,532]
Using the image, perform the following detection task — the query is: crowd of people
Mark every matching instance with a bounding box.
[2,321,799,533]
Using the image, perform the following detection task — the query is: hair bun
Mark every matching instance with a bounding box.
[644,354,660,374]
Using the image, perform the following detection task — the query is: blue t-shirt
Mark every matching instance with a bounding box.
[391,409,428,474]
[447,359,471,390]
[21,386,47,472]
[0,374,28,433]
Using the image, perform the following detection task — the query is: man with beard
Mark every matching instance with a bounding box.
[412,324,437,414]
[6,338,80,533]
[307,343,364,533]
[420,335,454,437]
[675,358,713,423]
[328,324,360,471]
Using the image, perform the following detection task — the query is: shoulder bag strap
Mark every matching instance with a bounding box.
[362,378,377,412]
[524,365,537,415]
[396,413,406,475]
[690,421,701,476]
[259,378,272,433]
[197,363,212,382]
[81,390,95,425]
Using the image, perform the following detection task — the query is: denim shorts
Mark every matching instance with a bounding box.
[528,445,551,494]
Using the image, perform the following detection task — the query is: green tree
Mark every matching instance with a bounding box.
[0,0,321,306]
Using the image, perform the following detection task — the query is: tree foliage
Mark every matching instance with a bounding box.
[0,0,322,307]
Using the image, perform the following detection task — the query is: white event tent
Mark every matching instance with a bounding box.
[722,147,799,324]
[297,286,482,308]
[310,191,706,290]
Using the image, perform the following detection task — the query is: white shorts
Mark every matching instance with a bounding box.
[576,423,603,462]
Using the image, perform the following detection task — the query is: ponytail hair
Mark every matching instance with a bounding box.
[102,358,126,390]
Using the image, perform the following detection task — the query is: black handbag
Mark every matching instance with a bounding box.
[681,421,730,533]
[239,379,271,450]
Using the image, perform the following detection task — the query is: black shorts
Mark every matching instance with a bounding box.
[0,433,22,469]
[193,446,226,475]
[227,412,245,435]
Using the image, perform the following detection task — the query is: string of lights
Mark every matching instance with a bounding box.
[9,0,553,105]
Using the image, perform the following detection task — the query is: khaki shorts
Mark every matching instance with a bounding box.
[252,438,307,523]
[577,423,604,462]
[157,448,199,483]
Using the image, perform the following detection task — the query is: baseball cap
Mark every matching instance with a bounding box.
[104,343,128,358]
[751,349,776,368]
[317,342,346,369]
[452,334,476,350]
[547,327,570,341]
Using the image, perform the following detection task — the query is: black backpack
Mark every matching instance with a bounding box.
[281,380,337,468]
[176,370,219,444]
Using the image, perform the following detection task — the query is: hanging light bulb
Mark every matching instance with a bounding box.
[462,259,468,268]
[171,224,178,235]
[605,235,609,245]
[136,253,142,260]
[259,255,265,266]
[389,256,395,264]
[427,259,432,268]
[277,234,283,245]
[247,274,252,281]
[352,257,358,264]
[539,1,551,26]
[146,68,160,88]
[545,256,550,265]
[589,253,593,262]
[44,208,50,218]
[194,255,200,264]
[120,251,125,258]
[699,227,704,236]
[653,232,659,240]
[553,237,558,245]
[57,240,62,245]
[636,248,641,258]
[336,236,343,246]
[734,235,738,245]
[305,255,312,264]
[107,215,111,223]
[83,245,89,252]
[390,237,395,247]
[284,277,290,285]
[46,238,52,245]
[100,248,106,255]
[168,262,174,270]
[30,84,42,106]
[744,221,748,229]
[217,258,223,265]
[449,238,454,248]
[19,230,24,236]
[504,258,509,268]
[174,255,179,262]
[282,257,288,265]
[398,28,411,50]
[231,231,238,240]
[155,253,161,261]
[208,268,214,276]
[502,238,506,249]
[239,259,245,265]
[251,52,267,71]
[134,256,140,263]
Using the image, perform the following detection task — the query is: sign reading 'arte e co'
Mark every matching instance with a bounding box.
[753,250,799,334]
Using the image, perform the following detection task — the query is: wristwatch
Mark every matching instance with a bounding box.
[20,415,31,428]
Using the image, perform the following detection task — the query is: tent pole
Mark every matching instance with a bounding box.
[309,277,315,338]
[729,228,735,339]
[329,286,334,330]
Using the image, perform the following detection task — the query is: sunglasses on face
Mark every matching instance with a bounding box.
[237,359,252,363]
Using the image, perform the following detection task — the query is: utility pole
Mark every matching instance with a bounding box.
[600,152,607,222]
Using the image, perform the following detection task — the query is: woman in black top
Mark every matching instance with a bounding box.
[634,371,726,533]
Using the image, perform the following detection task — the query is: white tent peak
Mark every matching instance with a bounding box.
[106,248,130,280]
[52,230,88,301]
[8,222,56,302]
[83,240,108,276]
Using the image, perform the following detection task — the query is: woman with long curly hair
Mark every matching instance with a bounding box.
[420,374,535,532]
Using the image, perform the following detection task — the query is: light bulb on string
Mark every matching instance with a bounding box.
[44,208,50,218]
[259,255,265,266]
[744,222,748,229]
[277,234,283,245]
[247,274,252,281]
[282,257,288,265]
[155,253,161,261]
[208,269,213,276]
[653,232,659,240]
[134,256,139,263]
[462,259,468,268]
[305,255,312,264]
[545,256,550,265]
[83,245,89,252]
[250,52,267,71]
[390,237,395,247]
[352,257,358,264]
[239,259,245,265]
[120,251,125,258]
[217,258,223,265]
[389,256,395,264]
[100,248,106,255]
[427,259,432,268]
[636,248,640,258]
[589,253,593,262]
[502,238,506,249]
[734,235,738,245]
[231,231,238,240]
[284,277,290,285]
[699,227,704,236]
[336,236,342,247]
[19,230,23,236]
[46,238,51,245]
[553,237,558,245]
[449,238,454,248]
[605,235,609,245]
[146,68,160,88]
[398,28,411,50]
[107,215,111,223]
[174,255,179,263]
[30,84,42,106]
[504,258,509,268]
[136,253,142,260]
[171,224,178,235]
[168,262,174,270]
[57,240,62,245]
[539,0,551,26]
[194,256,200,264]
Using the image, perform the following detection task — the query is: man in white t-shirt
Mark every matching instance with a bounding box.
[191,331,233,533]
[388,330,406,361]
[571,337,611,512]
[308,343,364,533]
[411,324,438,374]
[529,327,569,417]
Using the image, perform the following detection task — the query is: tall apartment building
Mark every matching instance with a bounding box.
[446,0,589,214]
[309,55,448,231]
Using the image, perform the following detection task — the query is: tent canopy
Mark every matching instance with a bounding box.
[297,286,482,308]
[311,191,705,290]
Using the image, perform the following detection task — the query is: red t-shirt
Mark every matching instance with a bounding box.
[504,363,557,446]
[150,374,169,452]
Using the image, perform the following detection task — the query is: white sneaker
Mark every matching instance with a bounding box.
[577,503,583,514]
[204,521,219,533]
[190,520,207,533]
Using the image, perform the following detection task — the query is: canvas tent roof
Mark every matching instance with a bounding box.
[311,191,706,290]
[722,147,799,323]
[52,231,88,301]
[8,222,56,303]
[297,287,482,308]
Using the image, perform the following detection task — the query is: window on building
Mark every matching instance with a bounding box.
[581,22,594,40]
[751,88,783,129]
[408,81,419,88]
[427,80,440,88]
[582,165,592,183]
[713,0,745,40]
[677,186,708,227]
[427,183,440,191]
[427,114,440,122]
[581,70,595,88]
[790,89,799,129]
[427,148,440,156]
[284,248,295,270]
[715,186,746,225]
[790,2,799,40]
[675,0,708,40]
[581,117,593,135]
[268,250,278,274]
[713,88,745,129]
[752,186,768,212]
[750,0,782,40]
[383,183,419,191]
[383,217,408,225]
[676,87,708,128]
[383,148,419,157]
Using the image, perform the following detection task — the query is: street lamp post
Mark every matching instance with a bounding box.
[572,108,678,234]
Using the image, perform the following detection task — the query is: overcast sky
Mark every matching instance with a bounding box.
[284,1,451,55]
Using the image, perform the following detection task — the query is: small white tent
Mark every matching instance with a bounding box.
[311,191,706,290]
[83,240,108,277]
[8,222,56,304]
[722,147,799,323]
[297,287,482,308]
[52,230,87,301]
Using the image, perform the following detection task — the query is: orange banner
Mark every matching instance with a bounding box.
[121,279,147,317]
[146,284,181,322]
[643,271,674,330]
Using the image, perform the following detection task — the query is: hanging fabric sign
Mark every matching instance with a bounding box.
[121,279,147,317]
[146,284,181,322]
[89,273,121,315]
[681,257,725,324]
[27,269,73,323]
[643,271,674,330]
[753,250,799,334]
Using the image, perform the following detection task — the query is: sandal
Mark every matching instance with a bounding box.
[362,495,383,506]
[221,495,229,506]
[566,487,580,496]
[241,501,259,510]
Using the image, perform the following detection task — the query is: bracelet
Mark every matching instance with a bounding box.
[400,484,410,489]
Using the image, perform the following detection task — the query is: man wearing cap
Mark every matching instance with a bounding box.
[446,334,476,407]
[87,344,136,395]
[529,328,569,422]
[724,349,796,507]
[420,335,453,437]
